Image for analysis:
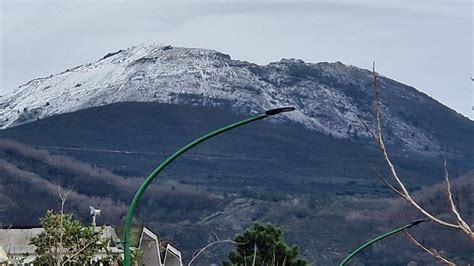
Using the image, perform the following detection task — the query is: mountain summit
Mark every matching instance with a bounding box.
[1,43,471,153]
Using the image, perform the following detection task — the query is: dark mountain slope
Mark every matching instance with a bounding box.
[0,102,465,192]
[0,102,472,264]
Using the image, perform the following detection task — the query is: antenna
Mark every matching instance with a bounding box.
[89,206,101,227]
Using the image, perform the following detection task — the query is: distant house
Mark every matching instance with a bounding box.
[0,225,182,266]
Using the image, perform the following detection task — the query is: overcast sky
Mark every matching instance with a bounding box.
[1,0,472,118]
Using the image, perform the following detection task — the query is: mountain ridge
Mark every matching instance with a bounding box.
[2,43,472,156]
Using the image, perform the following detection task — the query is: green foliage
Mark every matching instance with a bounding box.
[131,248,144,263]
[223,223,307,266]
[30,210,107,265]
[99,248,142,265]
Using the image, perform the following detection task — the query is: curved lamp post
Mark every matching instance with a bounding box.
[123,107,295,266]
[339,218,429,265]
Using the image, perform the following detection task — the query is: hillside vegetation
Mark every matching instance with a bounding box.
[0,103,472,264]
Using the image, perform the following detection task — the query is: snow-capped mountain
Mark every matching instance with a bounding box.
[0,43,469,152]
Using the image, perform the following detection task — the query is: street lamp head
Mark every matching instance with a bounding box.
[409,218,430,227]
[264,107,296,116]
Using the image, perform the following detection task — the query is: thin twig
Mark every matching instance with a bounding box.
[375,172,407,199]
[404,231,455,265]
[372,61,382,145]
[61,240,96,266]
[282,253,287,266]
[57,187,71,266]
[188,239,243,266]
[251,242,257,266]
[212,231,220,241]
[444,159,473,238]
[356,114,376,140]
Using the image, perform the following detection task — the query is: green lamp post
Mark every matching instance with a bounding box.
[122,107,295,266]
[339,218,429,265]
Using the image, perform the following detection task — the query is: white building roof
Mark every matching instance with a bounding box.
[0,225,121,256]
[0,227,43,255]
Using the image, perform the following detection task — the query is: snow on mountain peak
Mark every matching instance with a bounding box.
[0,43,443,152]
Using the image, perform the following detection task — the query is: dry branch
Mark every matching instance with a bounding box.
[443,159,473,237]
[369,62,473,238]
[404,231,455,265]
[375,172,407,199]
[251,243,257,266]
[188,233,246,266]
[57,187,72,266]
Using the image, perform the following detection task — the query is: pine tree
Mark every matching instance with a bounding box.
[223,223,307,266]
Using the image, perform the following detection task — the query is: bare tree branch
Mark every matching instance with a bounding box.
[212,231,220,241]
[188,233,245,266]
[404,231,455,265]
[356,114,376,140]
[251,242,257,266]
[57,187,71,213]
[61,240,96,266]
[370,62,473,236]
[444,159,473,237]
[57,187,72,266]
[375,172,407,199]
